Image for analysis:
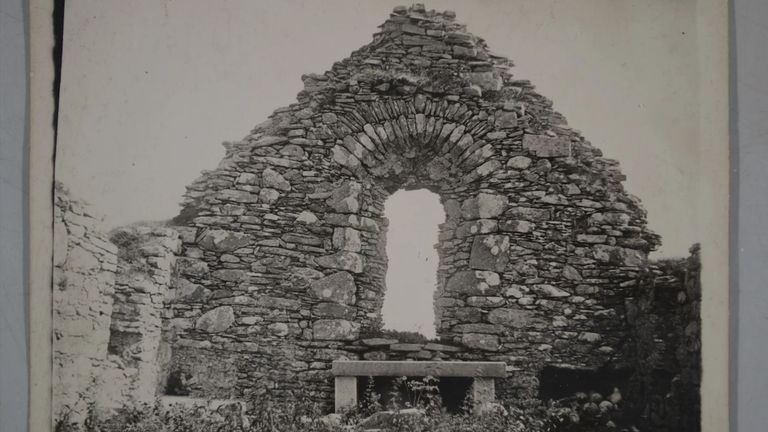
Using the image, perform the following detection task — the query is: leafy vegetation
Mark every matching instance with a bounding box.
[55,379,641,432]
[109,229,146,265]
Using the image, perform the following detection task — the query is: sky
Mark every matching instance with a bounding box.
[57,0,703,335]
[383,190,444,338]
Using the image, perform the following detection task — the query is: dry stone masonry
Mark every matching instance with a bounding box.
[96,225,181,411]
[52,5,701,426]
[53,184,184,420]
[167,4,663,406]
[53,184,118,423]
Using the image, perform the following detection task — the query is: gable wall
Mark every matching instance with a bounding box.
[164,5,660,407]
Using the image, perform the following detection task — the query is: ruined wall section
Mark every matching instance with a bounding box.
[626,245,702,431]
[168,5,661,407]
[97,225,181,411]
[53,183,186,420]
[53,184,118,423]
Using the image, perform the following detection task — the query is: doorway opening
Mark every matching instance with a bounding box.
[381,189,444,340]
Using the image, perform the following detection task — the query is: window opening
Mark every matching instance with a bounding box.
[381,189,444,339]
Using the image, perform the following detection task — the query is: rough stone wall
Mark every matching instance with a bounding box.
[96,225,181,412]
[165,4,661,408]
[52,182,186,422]
[53,184,118,423]
[626,245,701,431]
[50,6,702,419]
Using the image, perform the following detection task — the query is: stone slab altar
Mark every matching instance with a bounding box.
[331,360,506,413]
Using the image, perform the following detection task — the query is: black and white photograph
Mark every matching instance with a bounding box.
[31,1,729,431]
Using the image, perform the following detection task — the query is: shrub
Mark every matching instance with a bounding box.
[109,229,145,264]
[56,386,642,432]
[58,398,545,432]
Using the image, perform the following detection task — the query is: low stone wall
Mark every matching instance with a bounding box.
[53,184,118,423]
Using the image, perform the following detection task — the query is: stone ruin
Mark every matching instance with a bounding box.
[53,5,701,430]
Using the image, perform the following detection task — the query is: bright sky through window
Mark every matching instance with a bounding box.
[381,189,444,339]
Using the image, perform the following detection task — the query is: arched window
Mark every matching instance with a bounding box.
[381,189,444,339]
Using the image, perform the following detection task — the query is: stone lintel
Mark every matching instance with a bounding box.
[331,361,507,378]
